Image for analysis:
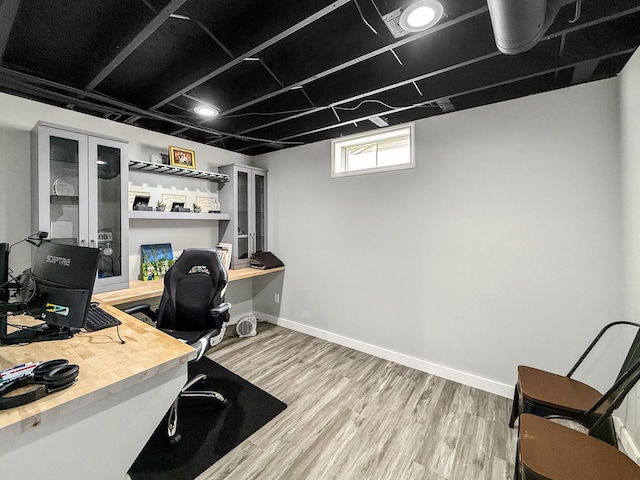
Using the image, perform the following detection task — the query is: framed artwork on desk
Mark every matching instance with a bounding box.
[216,243,232,270]
[169,146,196,169]
[140,243,175,281]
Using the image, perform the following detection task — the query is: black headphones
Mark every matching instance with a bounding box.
[0,359,79,410]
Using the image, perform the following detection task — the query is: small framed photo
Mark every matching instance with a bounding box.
[169,146,196,169]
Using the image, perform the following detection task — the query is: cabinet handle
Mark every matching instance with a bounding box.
[90,239,95,248]
[80,239,86,246]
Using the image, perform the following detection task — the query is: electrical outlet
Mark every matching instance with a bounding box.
[274,293,280,304]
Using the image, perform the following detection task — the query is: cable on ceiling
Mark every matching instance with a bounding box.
[353,0,378,35]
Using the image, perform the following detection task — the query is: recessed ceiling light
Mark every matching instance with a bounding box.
[194,105,219,117]
[399,0,444,32]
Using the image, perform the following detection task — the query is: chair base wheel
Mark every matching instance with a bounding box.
[168,433,182,448]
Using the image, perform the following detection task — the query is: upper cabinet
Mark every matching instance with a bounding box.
[32,122,129,293]
[218,164,267,269]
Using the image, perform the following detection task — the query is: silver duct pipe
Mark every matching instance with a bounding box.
[487,0,576,55]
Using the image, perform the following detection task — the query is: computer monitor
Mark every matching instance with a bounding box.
[33,241,100,328]
[0,242,8,302]
[0,242,100,345]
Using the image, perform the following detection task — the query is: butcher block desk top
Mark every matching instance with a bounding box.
[0,302,195,443]
[93,266,285,306]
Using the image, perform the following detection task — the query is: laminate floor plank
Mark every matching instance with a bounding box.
[201,324,517,480]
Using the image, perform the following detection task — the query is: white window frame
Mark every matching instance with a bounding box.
[331,123,415,178]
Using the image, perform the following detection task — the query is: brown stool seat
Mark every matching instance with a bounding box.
[519,414,640,480]
[518,365,609,414]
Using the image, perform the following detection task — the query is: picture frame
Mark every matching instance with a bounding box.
[140,243,176,281]
[128,190,151,211]
[196,196,220,213]
[217,242,232,270]
[161,193,187,207]
[169,146,196,169]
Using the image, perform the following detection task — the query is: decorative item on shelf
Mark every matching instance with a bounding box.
[149,153,169,165]
[52,178,74,196]
[155,200,166,212]
[161,193,187,209]
[128,190,151,210]
[140,243,175,281]
[170,202,190,212]
[216,243,232,270]
[196,196,220,213]
[192,202,202,213]
[133,195,153,211]
[169,146,196,169]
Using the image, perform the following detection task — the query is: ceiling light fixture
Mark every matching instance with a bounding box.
[194,105,219,117]
[399,0,444,32]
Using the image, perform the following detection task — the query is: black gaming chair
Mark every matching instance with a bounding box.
[124,249,231,446]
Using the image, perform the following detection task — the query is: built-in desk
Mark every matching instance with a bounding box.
[94,266,285,306]
[0,303,195,480]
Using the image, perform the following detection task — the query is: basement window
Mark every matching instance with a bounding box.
[331,123,415,178]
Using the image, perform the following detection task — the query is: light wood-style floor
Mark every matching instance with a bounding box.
[201,323,517,480]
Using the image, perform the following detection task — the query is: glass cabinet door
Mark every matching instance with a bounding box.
[253,171,266,253]
[46,132,88,245]
[36,124,129,293]
[236,169,250,261]
[91,141,123,279]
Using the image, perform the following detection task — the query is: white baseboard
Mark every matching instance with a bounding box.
[614,416,640,464]
[257,313,514,398]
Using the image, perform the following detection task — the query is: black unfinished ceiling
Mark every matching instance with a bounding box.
[0,0,638,155]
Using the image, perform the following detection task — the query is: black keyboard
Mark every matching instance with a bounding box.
[85,306,122,331]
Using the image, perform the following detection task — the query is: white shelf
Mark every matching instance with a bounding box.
[129,211,230,221]
[128,160,229,182]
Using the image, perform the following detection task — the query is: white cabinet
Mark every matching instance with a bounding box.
[32,122,129,293]
[218,164,267,269]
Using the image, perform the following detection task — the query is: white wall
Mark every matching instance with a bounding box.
[255,78,625,396]
[0,129,32,271]
[0,70,634,401]
[0,93,250,278]
[620,49,640,454]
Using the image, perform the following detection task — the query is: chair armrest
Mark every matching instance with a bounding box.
[123,303,157,322]
[211,302,231,319]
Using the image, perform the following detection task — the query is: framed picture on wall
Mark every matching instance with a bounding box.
[169,146,196,169]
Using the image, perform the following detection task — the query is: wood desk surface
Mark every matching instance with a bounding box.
[93,266,285,305]
[0,303,195,442]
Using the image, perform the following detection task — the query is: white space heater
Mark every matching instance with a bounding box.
[236,316,257,338]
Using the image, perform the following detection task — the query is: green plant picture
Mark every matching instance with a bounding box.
[140,243,176,281]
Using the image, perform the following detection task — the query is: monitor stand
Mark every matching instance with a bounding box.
[0,324,75,345]
[1,305,77,345]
